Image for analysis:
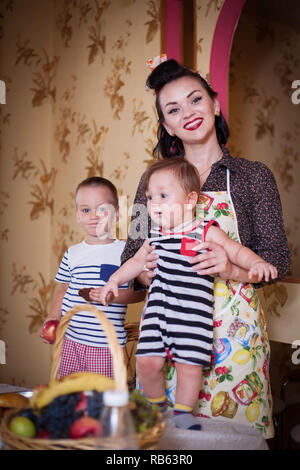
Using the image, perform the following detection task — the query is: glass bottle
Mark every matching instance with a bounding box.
[98,389,139,450]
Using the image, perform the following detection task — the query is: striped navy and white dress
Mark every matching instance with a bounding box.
[55,239,128,348]
[136,220,216,367]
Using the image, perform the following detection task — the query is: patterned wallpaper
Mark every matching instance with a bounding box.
[228,6,300,277]
[0,0,162,387]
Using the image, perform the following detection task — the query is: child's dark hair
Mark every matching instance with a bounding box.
[142,157,201,196]
[146,59,229,158]
[75,176,119,207]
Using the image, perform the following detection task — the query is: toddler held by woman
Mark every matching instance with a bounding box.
[91,158,277,430]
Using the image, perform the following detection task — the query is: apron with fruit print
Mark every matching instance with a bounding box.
[162,169,274,439]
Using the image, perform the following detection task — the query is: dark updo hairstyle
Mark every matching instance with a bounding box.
[146,59,229,159]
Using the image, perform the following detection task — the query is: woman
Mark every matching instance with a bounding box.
[121,59,290,438]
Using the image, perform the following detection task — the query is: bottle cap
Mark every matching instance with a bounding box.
[103,389,129,407]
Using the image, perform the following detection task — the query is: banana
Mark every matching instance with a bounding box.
[30,372,115,409]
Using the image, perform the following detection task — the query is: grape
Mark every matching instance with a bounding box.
[19,408,39,426]
[87,391,103,419]
[129,389,159,432]
[37,393,83,438]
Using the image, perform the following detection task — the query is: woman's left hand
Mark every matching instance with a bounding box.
[189,241,233,278]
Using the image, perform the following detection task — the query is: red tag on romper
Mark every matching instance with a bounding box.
[180,237,199,256]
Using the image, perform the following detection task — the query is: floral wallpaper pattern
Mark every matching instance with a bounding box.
[228,4,300,399]
[228,6,300,277]
[0,0,163,387]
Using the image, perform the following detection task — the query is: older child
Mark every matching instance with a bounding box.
[92,159,277,430]
[40,177,145,378]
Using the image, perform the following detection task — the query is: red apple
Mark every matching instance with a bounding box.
[41,320,60,344]
[75,393,88,413]
[69,416,103,439]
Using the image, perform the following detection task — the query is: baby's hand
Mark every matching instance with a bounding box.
[90,280,119,306]
[248,262,278,282]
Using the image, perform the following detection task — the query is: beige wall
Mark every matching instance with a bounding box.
[0,0,55,387]
[0,0,162,387]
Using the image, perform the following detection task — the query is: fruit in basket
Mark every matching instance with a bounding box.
[18,392,84,439]
[41,320,60,344]
[9,416,36,438]
[129,389,159,433]
[75,392,88,412]
[30,372,114,409]
[7,388,159,441]
[14,391,104,439]
[69,416,103,439]
[86,391,103,419]
[37,393,83,438]
[73,391,103,417]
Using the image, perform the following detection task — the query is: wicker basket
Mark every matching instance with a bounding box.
[124,321,140,387]
[1,304,165,450]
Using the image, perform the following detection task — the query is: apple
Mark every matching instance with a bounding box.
[75,393,88,413]
[69,416,103,439]
[9,416,36,438]
[41,320,60,344]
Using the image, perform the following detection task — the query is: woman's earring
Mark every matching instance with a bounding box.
[215,110,221,117]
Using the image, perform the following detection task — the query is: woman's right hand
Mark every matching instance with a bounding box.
[189,241,233,279]
[136,244,158,287]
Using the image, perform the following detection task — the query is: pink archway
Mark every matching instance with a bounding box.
[164,0,184,63]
